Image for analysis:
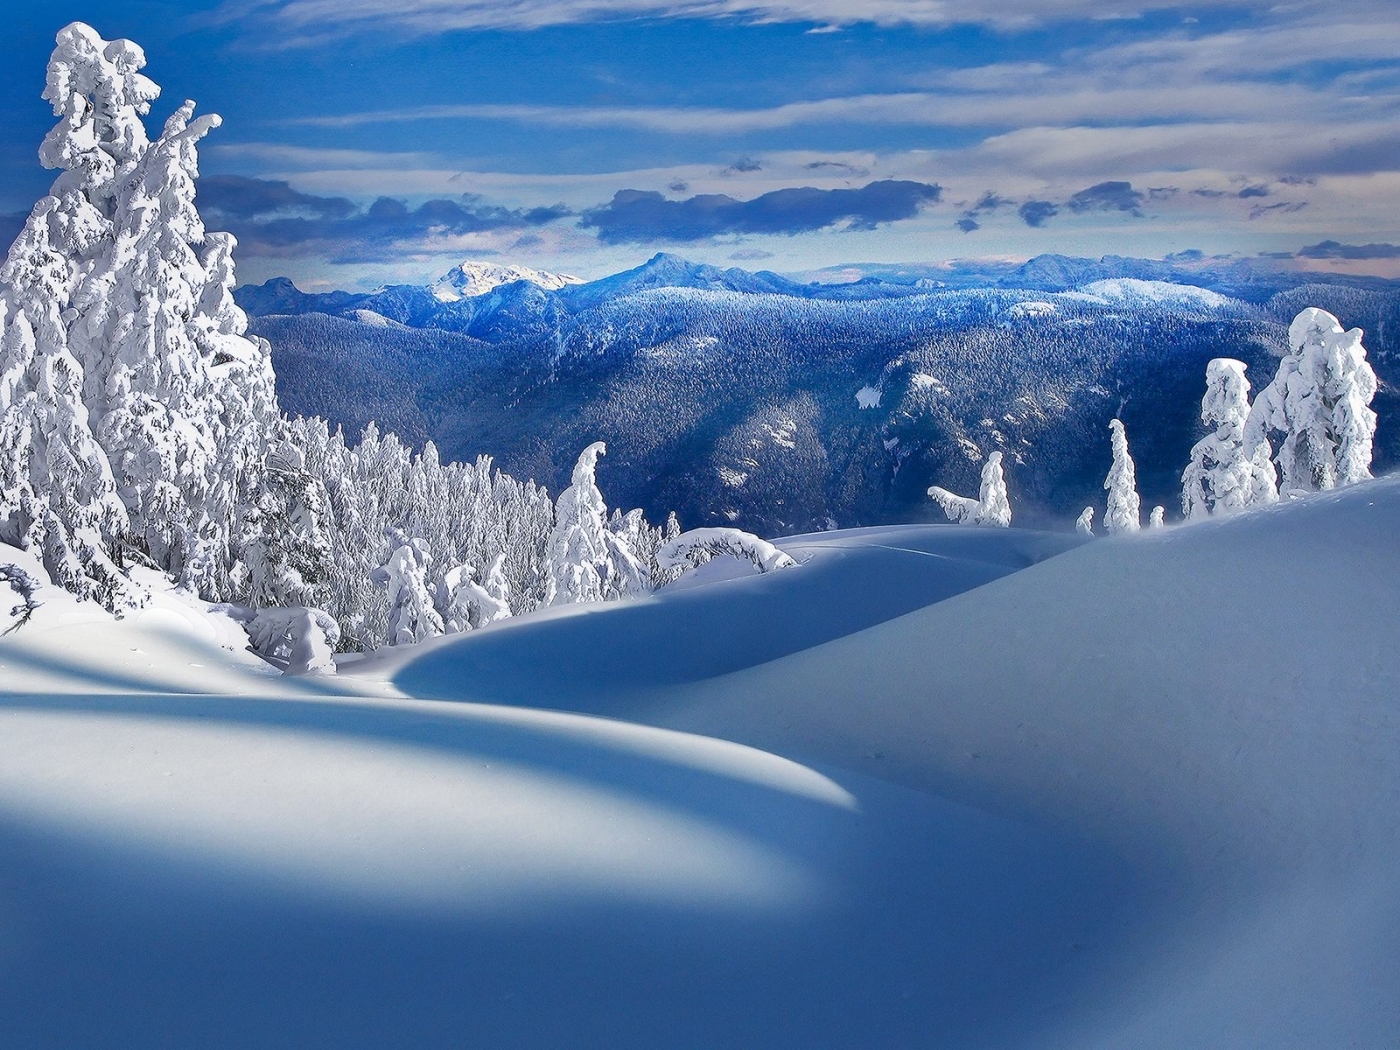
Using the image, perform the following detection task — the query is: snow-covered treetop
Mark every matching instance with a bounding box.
[41,23,161,206]
[1201,358,1251,431]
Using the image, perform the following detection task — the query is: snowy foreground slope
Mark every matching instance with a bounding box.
[2,485,1398,1049]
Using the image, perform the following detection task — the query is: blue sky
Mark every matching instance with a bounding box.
[1,0,1398,289]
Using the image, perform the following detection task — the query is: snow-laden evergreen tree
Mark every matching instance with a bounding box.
[1182,358,1278,519]
[0,23,277,609]
[440,559,513,633]
[1076,507,1095,536]
[927,451,1012,527]
[1149,506,1165,529]
[240,440,333,609]
[1103,419,1141,534]
[370,529,444,646]
[1243,307,1378,495]
[545,442,620,606]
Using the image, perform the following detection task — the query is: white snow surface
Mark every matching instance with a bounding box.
[1081,278,1235,311]
[2,482,1399,1048]
[430,260,582,302]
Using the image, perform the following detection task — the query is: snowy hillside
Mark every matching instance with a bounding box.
[2,479,1397,1048]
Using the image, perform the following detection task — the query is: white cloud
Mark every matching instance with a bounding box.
[220,0,1282,41]
[285,79,1359,135]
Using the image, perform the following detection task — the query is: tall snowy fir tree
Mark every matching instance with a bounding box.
[1103,419,1142,534]
[1244,307,1378,495]
[1182,358,1278,519]
[546,442,630,606]
[0,23,277,609]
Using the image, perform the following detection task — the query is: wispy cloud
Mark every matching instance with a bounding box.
[284,79,1346,136]
[218,0,1278,42]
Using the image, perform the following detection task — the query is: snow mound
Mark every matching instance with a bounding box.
[349,308,403,327]
[431,260,581,302]
[1080,278,1235,311]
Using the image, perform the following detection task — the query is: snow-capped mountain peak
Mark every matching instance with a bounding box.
[431,261,582,302]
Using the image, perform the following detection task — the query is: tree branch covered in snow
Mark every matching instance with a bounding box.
[927,450,1012,527]
[0,563,42,635]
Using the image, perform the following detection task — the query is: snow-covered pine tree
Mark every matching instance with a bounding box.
[1181,358,1278,520]
[1243,307,1378,495]
[1075,507,1095,536]
[927,450,1012,527]
[545,442,616,606]
[0,197,140,612]
[440,560,513,633]
[370,528,444,646]
[0,23,278,608]
[240,440,334,609]
[1103,419,1141,534]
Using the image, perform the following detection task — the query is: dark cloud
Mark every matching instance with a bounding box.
[968,192,1014,213]
[1248,200,1306,220]
[721,157,763,175]
[1163,248,1206,262]
[1018,200,1059,227]
[729,247,775,260]
[1238,185,1270,198]
[805,160,871,177]
[668,180,690,193]
[579,180,943,244]
[1147,186,1178,201]
[198,175,355,221]
[1191,188,1226,198]
[954,191,1012,231]
[1067,180,1145,216]
[197,176,571,261]
[1278,175,1317,187]
[1297,240,1400,260]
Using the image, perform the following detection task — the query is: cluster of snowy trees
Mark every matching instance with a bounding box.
[1175,305,1376,522]
[0,23,724,655]
[929,304,1379,534]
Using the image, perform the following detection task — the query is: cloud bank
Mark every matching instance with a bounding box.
[580,180,942,243]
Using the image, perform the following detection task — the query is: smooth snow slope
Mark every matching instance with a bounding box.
[381,524,1083,705]
[388,478,1400,1049]
[2,484,1396,1049]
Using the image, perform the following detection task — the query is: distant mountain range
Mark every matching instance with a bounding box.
[238,253,1400,534]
